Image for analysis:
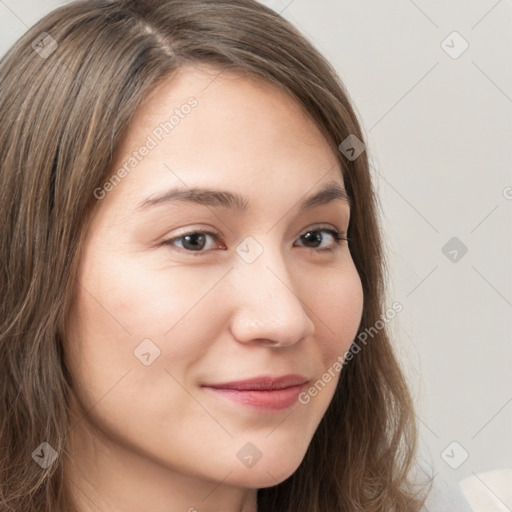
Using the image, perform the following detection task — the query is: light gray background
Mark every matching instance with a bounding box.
[1,1,511,510]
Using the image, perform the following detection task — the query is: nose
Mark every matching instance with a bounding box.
[227,244,315,348]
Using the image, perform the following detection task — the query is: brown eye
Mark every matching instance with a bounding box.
[179,233,208,251]
[162,230,222,252]
[295,229,348,251]
[162,227,348,255]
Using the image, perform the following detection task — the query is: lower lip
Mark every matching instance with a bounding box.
[203,384,305,412]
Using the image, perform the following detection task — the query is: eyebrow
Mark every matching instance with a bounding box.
[136,179,352,212]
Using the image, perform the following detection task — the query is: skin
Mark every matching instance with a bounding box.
[63,63,364,512]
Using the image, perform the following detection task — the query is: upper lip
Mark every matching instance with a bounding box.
[202,374,308,391]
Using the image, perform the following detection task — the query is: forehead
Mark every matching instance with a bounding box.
[103,63,345,213]
[119,63,337,158]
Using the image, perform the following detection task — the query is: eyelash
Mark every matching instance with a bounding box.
[161,226,350,255]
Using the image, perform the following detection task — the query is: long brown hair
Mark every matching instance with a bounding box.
[0,0,431,510]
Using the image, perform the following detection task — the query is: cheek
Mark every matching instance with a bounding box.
[64,247,231,404]
[307,261,364,363]
[63,255,219,456]
[292,261,363,414]
[73,244,225,344]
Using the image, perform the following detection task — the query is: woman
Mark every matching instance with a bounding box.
[0,0,430,510]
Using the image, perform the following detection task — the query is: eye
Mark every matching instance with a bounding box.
[295,227,349,251]
[163,230,222,252]
[162,226,349,254]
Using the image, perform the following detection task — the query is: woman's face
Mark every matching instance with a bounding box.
[64,64,364,504]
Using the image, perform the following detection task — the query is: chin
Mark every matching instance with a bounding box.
[227,451,305,489]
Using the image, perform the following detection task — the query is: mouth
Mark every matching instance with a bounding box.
[201,374,308,412]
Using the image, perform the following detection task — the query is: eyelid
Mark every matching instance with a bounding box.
[161,222,348,254]
[166,222,346,238]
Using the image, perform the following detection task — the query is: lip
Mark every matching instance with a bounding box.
[201,374,308,412]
